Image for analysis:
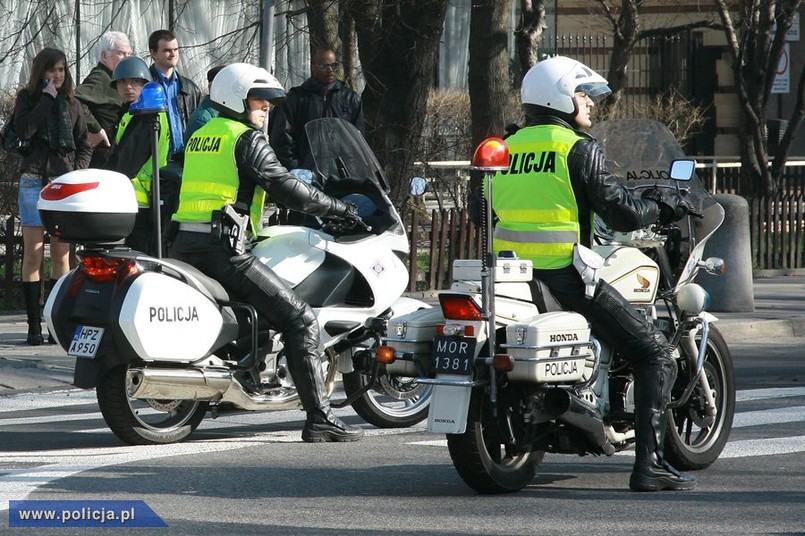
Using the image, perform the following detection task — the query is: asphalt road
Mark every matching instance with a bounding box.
[0,333,803,535]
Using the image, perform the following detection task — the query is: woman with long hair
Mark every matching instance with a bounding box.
[13,47,92,345]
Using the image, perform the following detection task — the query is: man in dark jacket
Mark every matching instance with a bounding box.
[269,47,363,171]
[485,56,694,492]
[171,63,362,443]
[75,31,132,167]
[148,29,201,161]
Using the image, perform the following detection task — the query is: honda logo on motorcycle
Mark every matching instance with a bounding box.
[148,305,200,322]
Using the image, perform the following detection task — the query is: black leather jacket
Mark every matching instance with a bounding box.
[233,128,350,218]
[470,116,661,248]
[269,78,363,170]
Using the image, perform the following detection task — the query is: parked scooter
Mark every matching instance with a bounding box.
[41,118,431,445]
[377,119,735,493]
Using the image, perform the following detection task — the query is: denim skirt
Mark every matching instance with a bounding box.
[18,174,44,226]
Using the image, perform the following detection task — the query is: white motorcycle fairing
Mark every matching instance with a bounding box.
[253,224,411,347]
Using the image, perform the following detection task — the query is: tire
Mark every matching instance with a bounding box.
[343,367,431,428]
[96,364,209,445]
[665,326,735,470]
[446,385,544,494]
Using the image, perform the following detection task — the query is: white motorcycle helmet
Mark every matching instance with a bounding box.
[521,56,611,117]
[210,63,286,119]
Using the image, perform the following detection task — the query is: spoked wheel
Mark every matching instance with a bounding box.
[96,365,209,445]
[665,326,735,470]
[446,385,544,494]
[343,366,432,428]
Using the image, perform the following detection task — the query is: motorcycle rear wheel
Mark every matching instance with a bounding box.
[97,364,209,445]
[343,367,431,428]
[447,386,544,494]
[665,326,735,470]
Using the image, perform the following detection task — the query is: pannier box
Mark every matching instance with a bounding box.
[504,311,594,383]
[453,259,533,283]
[38,169,138,243]
[384,306,445,377]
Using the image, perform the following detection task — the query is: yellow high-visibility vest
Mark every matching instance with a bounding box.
[115,112,170,208]
[490,125,584,269]
[173,117,265,232]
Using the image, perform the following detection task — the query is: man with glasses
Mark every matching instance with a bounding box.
[75,30,133,167]
[148,29,201,162]
[269,47,364,173]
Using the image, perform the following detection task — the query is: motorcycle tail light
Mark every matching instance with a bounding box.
[80,255,141,282]
[439,294,483,321]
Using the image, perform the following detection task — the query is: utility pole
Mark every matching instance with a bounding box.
[261,0,276,73]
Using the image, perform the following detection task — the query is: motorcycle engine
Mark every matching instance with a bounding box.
[609,374,635,424]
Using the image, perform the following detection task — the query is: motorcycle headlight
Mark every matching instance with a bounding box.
[676,283,710,314]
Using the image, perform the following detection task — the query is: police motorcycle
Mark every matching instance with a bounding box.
[40,117,432,445]
[376,118,735,493]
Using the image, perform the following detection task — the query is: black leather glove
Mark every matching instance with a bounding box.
[642,188,688,225]
[341,200,360,227]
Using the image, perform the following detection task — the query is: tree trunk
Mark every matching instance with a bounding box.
[514,0,547,85]
[599,1,639,118]
[306,0,342,56]
[468,0,510,191]
[350,0,450,204]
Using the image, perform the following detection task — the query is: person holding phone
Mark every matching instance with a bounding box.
[12,47,92,345]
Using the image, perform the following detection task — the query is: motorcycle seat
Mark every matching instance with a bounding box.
[528,279,564,313]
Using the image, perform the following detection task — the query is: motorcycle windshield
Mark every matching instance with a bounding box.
[589,119,723,285]
[304,118,402,235]
[589,118,714,215]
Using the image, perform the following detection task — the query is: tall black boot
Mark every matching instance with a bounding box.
[22,281,43,346]
[629,355,696,491]
[282,311,364,443]
[44,279,57,344]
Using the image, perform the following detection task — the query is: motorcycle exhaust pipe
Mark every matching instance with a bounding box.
[127,368,302,411]
[543,387,616,456]
[127,368,232,401]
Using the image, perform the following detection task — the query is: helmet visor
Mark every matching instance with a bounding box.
[576,82,611,102]
[247,87,286,104]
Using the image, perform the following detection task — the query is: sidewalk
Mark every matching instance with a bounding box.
[2,274,805,394]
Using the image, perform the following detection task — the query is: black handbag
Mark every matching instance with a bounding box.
[2,116,31,156]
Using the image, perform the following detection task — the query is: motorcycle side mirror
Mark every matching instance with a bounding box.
[409,176,428,197]
[669,159,696,181]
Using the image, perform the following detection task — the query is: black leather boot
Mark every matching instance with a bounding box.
[630,356,696,491]
[22,281,43,346]
[302,407,365,443]
[282,319,364,443]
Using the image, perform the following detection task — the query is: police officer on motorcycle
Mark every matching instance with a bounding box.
[171,63,363,442]
[482,56,695,491]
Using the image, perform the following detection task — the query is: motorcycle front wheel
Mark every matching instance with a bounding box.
[342,367,431,428]
[665,326,735,470]
[96,364,209,445]
[447,385,544,494]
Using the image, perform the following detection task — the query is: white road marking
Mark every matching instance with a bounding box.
[0,386,803,510]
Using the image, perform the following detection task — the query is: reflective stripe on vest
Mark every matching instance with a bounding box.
[490,125,584,269]
[115,112,170,208]
[173,117,265,232]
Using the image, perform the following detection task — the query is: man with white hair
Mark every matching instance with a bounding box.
[75,30,133,167]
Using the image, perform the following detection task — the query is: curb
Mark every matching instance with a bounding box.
[715,315,805,342]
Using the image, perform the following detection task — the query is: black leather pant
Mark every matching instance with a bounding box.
[534,266,677,466]
[171,230,328,413]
